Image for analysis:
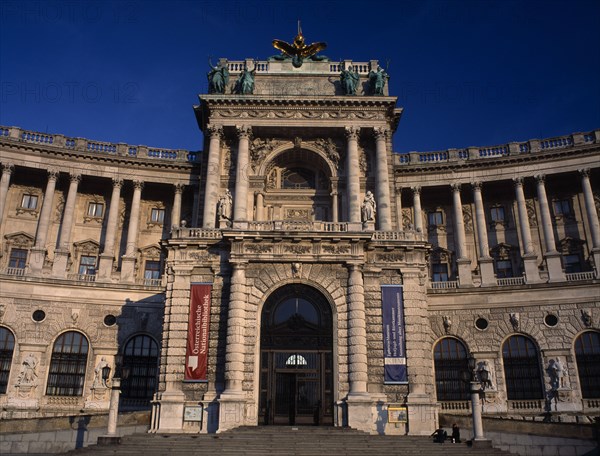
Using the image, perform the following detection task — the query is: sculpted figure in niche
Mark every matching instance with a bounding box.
[17,353,38,386]
[207,61,229,94]
[368,65,389,95]
[361,191,376,222]
[93,357,110,388]
[218,190,233,221]
[236,66,256,95]
[340,65,360,95]
[548,358,567,389]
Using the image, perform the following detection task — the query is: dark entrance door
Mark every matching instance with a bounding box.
[259,285,333,425]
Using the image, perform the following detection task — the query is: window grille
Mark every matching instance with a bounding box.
[502,335,543,400]
[434,337,470,401]
[46,331,89,396]
[575,331,600,398]
[8,248,28,269]
[121,335,159,402]
[0,327,15,394]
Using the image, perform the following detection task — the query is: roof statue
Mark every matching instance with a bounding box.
[272,21,328,68]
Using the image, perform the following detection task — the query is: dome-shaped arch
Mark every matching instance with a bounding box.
[501,334,543,400]
[432,336,470,401]
[259,142,338,179]
[574,330,600,399]
[46,330,89,396]
[0,326,16,394]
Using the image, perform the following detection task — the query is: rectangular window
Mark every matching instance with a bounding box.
[20,194,38,210]
[553,199,573,216]
[144,260,161,280]
[563,254,582,273]
[8,248,28,269]
[78,256,96,276]
[87,202,104,218]
[428,211,443,227]
[431,263,449,282]
[490,206,505,222]
[495,259,514,278]
[151,208,165,224]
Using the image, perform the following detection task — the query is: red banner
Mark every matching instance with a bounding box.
[185,284,212,381]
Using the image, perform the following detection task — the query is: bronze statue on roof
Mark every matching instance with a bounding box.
[272,22,328,68]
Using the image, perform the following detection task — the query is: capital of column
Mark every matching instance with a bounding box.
[174,183,185,194]
[347,262,363,273]
[235,125,252,139]
[412,186,421,195]
[345,126,360,140]
[534,174,545,184]
[132,180,144,190]
[373,126,389,141]
[451,183,461,192]
[471,181,482,191]
[330,191,338,197]
[578,168,590,178]
[207,124,223,138]
[254,190,264,197]
[2,163,14,175]
[47,169,59,181]
[512,177,524,188]
[69,173,82,184]
[111,177,123,188]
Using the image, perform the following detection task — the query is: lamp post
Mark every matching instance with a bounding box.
[466,355,491,448]
[98,355,131,445]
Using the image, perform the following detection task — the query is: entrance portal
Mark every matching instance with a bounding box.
[259,285,333,425]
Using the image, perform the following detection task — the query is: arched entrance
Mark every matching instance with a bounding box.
[259,284,333,425]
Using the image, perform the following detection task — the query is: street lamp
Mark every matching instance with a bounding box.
[466,355,491,448]
[98,355,131,445]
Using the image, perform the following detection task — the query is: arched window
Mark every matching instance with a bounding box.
[575,331,600,398]
[121,335,159,404]
[0,327,16,394]
[46,331,89,396]
[433,338,470,401]
[502,335,543,400]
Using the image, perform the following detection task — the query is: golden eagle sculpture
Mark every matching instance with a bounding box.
[272,22,327,68]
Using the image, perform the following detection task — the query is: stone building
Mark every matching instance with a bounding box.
[0,50,598,436]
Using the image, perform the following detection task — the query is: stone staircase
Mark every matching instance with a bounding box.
[63,426,513,455]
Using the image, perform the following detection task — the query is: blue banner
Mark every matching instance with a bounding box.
[382,285,408,383]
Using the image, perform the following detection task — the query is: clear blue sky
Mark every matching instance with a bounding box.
[1,0,599,153]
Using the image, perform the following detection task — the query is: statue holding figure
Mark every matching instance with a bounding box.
[218,189,233,221]
[361,191,376,222]
[17,353,38,386]
[92,357,110,388]
[236,66,256,95]
[368,65,389,95]
[340,65,360,95]
[207,60,229,94]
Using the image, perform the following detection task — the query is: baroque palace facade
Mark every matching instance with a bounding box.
[0,52,599,436]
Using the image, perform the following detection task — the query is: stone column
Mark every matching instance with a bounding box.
[374,127,392,231]
[345,126,361,225]
[255,192,264,221]
[395,187,403,231]
[0,163,14,225]
[52,173,81,277]
[513,178,542,283]
[331,191,339,223]
[30,169,59,275]
[98,178,123,281]
[345,264,372,432]
[452,184,473,286]
[120,180,143,283]
[191,176,201,227]
[535,175,564,282]
[220,262,248,431]
[233,125,251,227]
[580,169,600,277]
[171,183,183,228]
[412,186,423,233]
[472,182,495,286]
[202,125,222,228]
